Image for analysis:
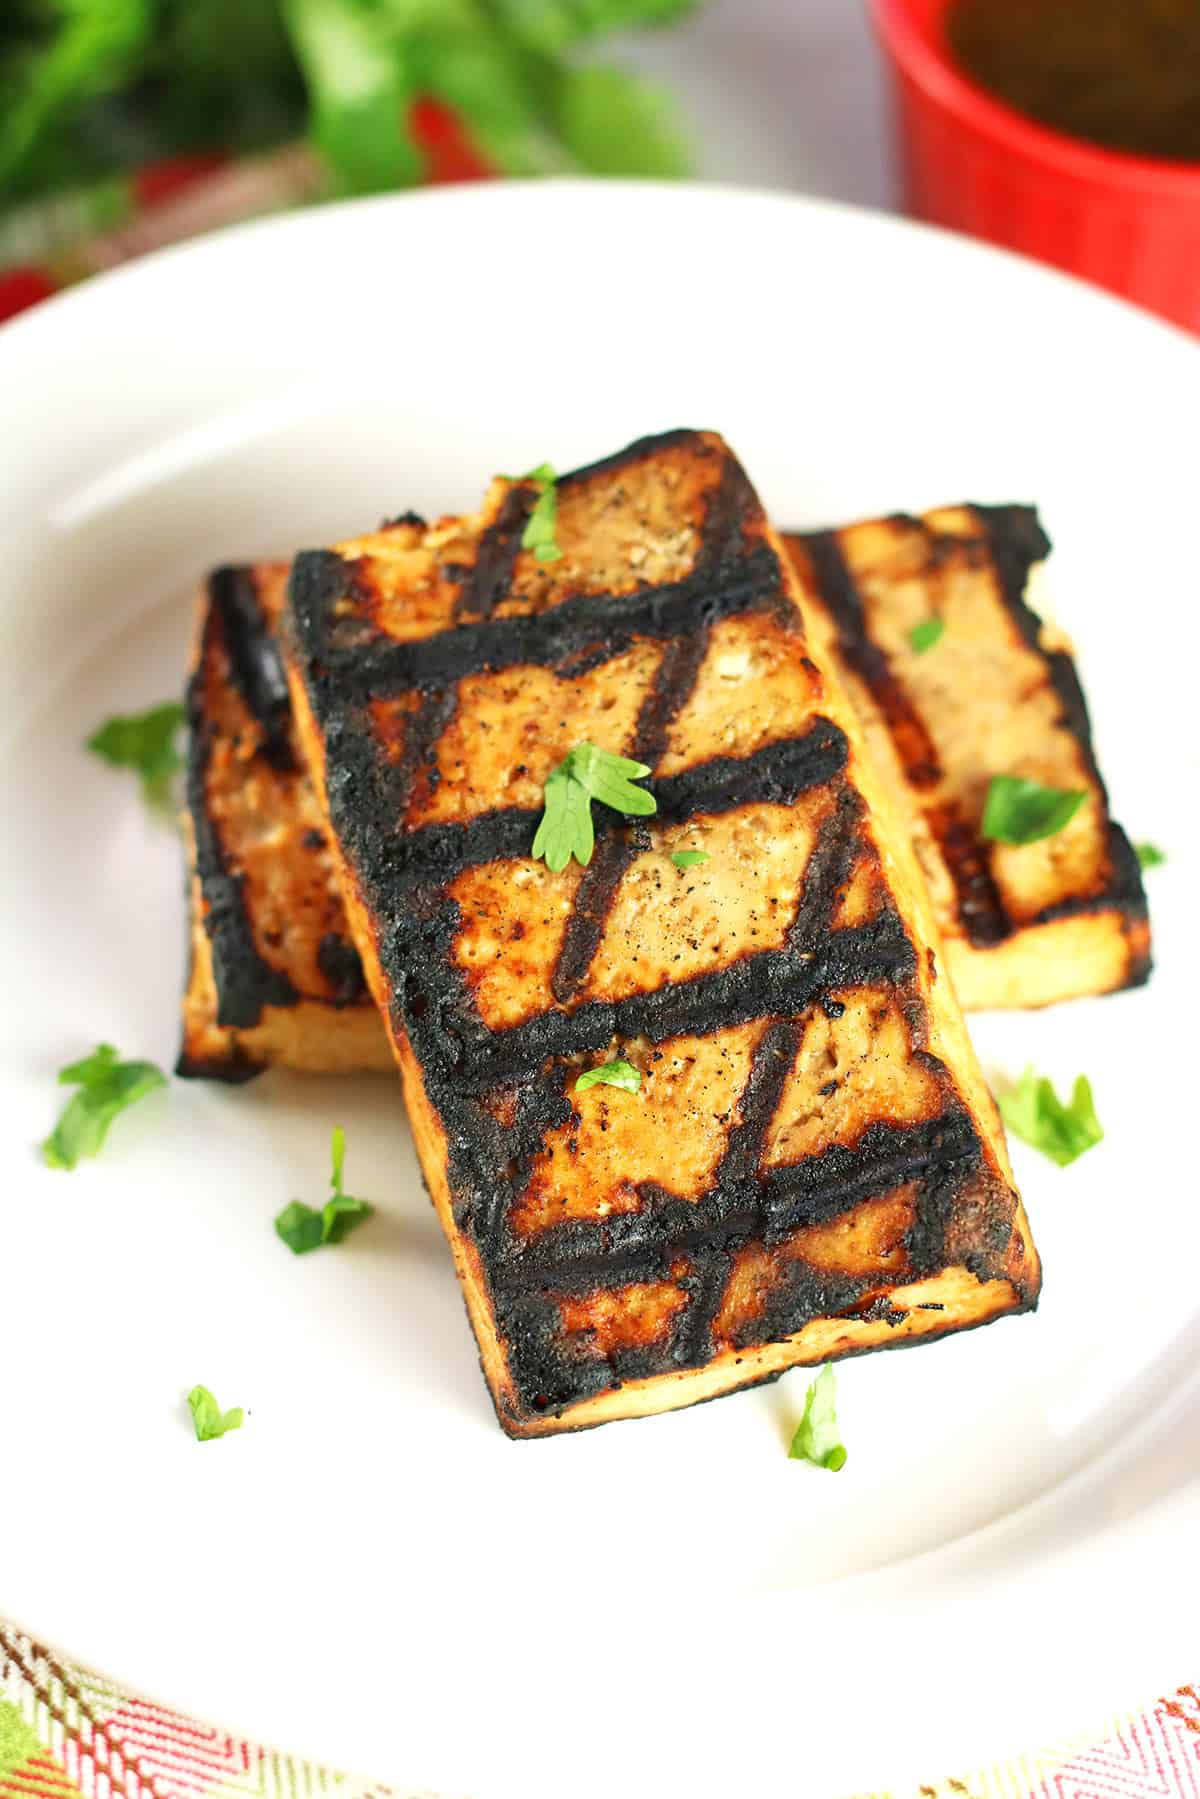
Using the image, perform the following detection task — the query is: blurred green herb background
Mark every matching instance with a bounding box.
[0,0,700,207]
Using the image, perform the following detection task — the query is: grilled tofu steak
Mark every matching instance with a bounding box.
[787,509,1150,1010]
[179,562,391,1081]
[283,429,1040,1437]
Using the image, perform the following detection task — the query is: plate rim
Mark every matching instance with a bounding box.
[3,176,1199,1798]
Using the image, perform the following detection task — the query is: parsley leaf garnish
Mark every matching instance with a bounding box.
[188,1385,244,1442]
[42,1044,166,1171]
[531,741,656,872]
[908,616,945,655]
[788,1365,847,1471]
[1136,841,1166,870]
[671,850,710,869]
[274,1125,372,1255]
[87,702,185,807]
[506,463,562,562]
[575,1059,642,1095]
[981,775,1086,845]
[998,1067,1103,1167]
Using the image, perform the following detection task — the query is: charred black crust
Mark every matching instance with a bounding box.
[317,931,369,1005]
[286,435,1024,1423]
[551,831,638,1006]
[207,566,295,771]
[174,1045,264,1084]
[801,505,1150,955]
[401,911,915,1091]
[320,719,851,900]
[800,524,1014,947]
[497,1108,1004,1412]
[185,591,300,1033]
[451,484,532,621]
[970,503,1150,946]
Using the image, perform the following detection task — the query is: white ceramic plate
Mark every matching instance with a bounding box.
[1,182,1198,1799]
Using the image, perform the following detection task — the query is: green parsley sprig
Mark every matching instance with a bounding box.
[43,1044,167,1171]
[788,1365,847,1471]
[998,1067,1103,1167]
[275,1125,373,1254]
[87,702,186,808]
[187,1385,244,1442]
[981,774,1086,846]
[1135,841,1166,870]
[532,740,656,873]
[575,1059,642,1095]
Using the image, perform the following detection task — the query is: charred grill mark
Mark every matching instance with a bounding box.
[551,832,640,1006]
[497,1109,983,1293]
[418,914,917,1090]
[666,1019,806,1363]
[924,802,1011,949]
[184,620,300,1033]
[328,722,850,899]
[690,445,764,579]
[451,484,533,621]
[207,565,295,771]
[550,628,713,1006]
[674,1257,735,1367]
[397,683,459,821]
[801,529,942,788]
[174,1045,263,1084]
[317,931,368,1005]
[787,785,865,950]
[969,504,1052,644]
[970,505,1105,785]
[632,627,714,769]
[971,504,1149,942]
[290,542,782,700]
[721,1020,806,1185]
[802,526,1019,950]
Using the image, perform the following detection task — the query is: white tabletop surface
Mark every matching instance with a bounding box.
[624,0,894,208]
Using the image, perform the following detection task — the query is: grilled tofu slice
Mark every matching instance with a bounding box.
[179,562,391,1080]
[283,429,1040,1437]
[787,509,1150,1010]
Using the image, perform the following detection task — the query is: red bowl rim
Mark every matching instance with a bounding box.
[868,0,1200,193]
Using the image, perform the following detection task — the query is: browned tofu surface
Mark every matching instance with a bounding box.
[283,429,1040,1437]
[787,509,1150,1009]
[178,563,391,1080]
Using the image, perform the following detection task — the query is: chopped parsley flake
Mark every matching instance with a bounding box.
[998,1067,1103,1167]
[42,1044,166,1170]
[575,1059,642,1095]
[87,702,185,807]
[788,1365,847,1471]
[274,1125,373,1254]
[188,1385,244,1442]
[671,850,710,869]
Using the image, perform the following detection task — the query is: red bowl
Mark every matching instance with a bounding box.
[869,0,1200,331]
